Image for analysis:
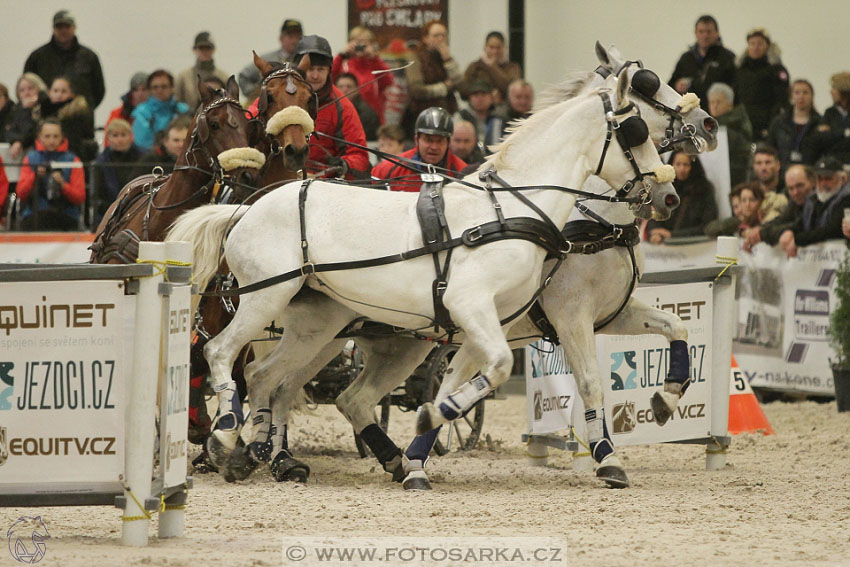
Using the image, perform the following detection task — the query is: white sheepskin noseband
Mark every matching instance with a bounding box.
[266,106,314,136]
[652,164,675,183]
[678,93,700,114]
[218,148,266,171]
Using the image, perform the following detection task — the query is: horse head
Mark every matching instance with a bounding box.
[254,52,315,173]
[595,42,718,155]
[192,76,264,202]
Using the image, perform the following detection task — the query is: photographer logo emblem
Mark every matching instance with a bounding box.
[7,516,50,564]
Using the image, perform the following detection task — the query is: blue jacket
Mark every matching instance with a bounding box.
[131,97,189,150]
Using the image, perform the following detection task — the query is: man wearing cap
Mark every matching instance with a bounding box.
[175,32,230,112]
[743,164,815,251]
[779,156,850,256]
[24,10,105,109]
[372,107,467,192]
[238,19,303,100]
[105,72,149,135]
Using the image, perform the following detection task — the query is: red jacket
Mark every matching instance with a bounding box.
[0,156,9,212]
[16,138,86,207]
[371,147,467,192]
[331,54,394,124]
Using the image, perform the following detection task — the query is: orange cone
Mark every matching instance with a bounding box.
[728,355,774,435]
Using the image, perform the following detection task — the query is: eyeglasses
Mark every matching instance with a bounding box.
[150,83,171,90]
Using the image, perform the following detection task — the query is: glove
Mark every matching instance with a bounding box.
[324,156,349,177]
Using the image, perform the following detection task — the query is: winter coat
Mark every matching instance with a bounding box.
[3,92,49,149]
[715,104,753,186]
[735,49,789,139]
[818,105,850,165]
[371,147,467,192]
[175,60,230,112]
[462,57,522,101]
[42,95,96,161]
[668,41,736,111]
[0,156,9,211]
[131,97,190,151]
[24,36,105,109]
[93,144,144,225]
[792,183,850,246]
[16,138,85,228]
[0,98,14,142]
[766,111,822,168]
[332,54,395,124]
[405,46,463,131]
[759,198,805,245]
[306,83,371,179]
[131,145,177,179]
[646,175,718,237]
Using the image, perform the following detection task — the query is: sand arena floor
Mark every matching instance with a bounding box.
[2,395,849,567]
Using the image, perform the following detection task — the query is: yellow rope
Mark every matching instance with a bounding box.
[570,426,592,454]
[135,258,193,281]
[120,484,152,522]
[714,256,738,281]
[706,436,729,454]
[120,483,189,522]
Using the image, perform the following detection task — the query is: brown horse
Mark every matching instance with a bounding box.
[90,76,264,264]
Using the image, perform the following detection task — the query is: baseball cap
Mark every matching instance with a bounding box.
[53,10,75,26]
[814,156,843,174]
[281,19,303,35]
[130,72,148,90]
[194,32,215,49]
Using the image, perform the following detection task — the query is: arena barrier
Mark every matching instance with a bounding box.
[0,241,193,547]
[523,239,740,472]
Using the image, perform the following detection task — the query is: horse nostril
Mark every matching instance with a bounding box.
[665,194,679,208]
[284,144,297,158]
[704,117,718,133]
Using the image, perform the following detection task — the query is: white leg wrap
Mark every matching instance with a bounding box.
[585,409,604,444]
[440,375,491,419]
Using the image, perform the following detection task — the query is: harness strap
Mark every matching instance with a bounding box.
[298,179,313,265]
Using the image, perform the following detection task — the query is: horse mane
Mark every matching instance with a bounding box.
[490,70,597,170]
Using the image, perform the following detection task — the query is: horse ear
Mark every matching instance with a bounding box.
[253,50,273,77]
[198,75,213,105]
[226,75,239,100]
[595,41,611,68]
[298,54,312,73]
[616,70,632,109]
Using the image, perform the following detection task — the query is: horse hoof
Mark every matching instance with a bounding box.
[206,431,236,469]
[384,455,405,483]
[650,391,676,427]
[270,451,310,483]
[224,445,260,482]
[402,470,432,491]
[415,404,436,435]
[248,441,273,463]
[596,465,630,489]
[191,450,218,474]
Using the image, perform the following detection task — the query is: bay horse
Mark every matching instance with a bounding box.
[168,68,678,484]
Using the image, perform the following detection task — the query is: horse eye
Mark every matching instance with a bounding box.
[210,122,220,130]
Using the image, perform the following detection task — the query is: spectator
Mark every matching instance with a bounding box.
[23,10,105,110]
[750,144,788,221]
[131,70,189,151]
[106,72,148,133]
[331,26,395,125]
[131,116,191,178]
[668,15,736,111]
[817,72,850,165]
[735,28,789,140]
[294,35,370,179]
[705,181,764,238]
[779,156,850,256]
[707,82,753,186]
[335,73,379,141]
[462,31,522,103]
[375,124,406,164]
[92,119,143,226]
[175,32,230,112]
[450,119,484,165]
[42,76,96,162]
[647,150,718,243]
[767,79,822,170]
[0,84,13,142]
[843,214,850,240]
[238,19,303,100]
[458,80,505,155]
[0,154,9,217]
[15,119,85,231]
[371,107,466,191]
[744,164,815,250]
[505,79,533,123]
[4,73,48,159]
[404,20,463,137]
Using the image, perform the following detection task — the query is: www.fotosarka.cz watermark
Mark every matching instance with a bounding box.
[281,536,567,566]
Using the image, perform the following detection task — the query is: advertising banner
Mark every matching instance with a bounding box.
[348,0,448,52]
[0,281,125,492]
[0,233,94,264]
[525,281,714,446]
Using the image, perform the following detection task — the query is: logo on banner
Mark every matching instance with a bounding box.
[6,516,50,564]
[0,362,13,411]
[533,389,543,421]
[612,402,637,434]
[0,427,8,466]
[793,290,830,342]
[610,351,638,390]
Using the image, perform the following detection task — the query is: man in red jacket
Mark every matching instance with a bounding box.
[371,107,467,192]
[294,35,370,179]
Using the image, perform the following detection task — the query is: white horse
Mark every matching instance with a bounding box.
[168,44,718,486]
[170,67,675,476]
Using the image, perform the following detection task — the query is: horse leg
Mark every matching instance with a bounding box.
[558,312,630,488]
[598,297,690,426]
[402,344,483,491]
[336,337,435,482]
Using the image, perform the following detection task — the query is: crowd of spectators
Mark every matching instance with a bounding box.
[0,9,849,255]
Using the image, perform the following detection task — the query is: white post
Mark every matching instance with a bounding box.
[526,437,549,467]
[158,241,192,539]
[707,238,737,471]
[122,242,166,547]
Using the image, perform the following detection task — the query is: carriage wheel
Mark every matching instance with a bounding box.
[417,343,485,455]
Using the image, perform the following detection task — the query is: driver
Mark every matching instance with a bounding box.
[371,107,467,191]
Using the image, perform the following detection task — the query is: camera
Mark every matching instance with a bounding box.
[45,174,63,202]
[354,44,365,52]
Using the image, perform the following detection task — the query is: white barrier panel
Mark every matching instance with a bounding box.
[0,281,127,495]
[0,233,94,264]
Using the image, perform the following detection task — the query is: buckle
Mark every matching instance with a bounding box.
[435,280,447,293]
[467,226,483,242]
[301,263,316,275]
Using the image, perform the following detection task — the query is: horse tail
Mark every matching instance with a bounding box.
[166,204,248,292]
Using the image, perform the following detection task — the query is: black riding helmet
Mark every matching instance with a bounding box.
[294,35,334,68]
[415,107,453,138]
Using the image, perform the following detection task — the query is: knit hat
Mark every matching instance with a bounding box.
[746,27,770,45]
[130,72,147,90]
[830,72,850,94]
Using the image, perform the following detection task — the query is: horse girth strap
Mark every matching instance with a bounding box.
[416,179,455,334]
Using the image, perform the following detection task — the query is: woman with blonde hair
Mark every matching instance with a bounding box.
[331,26,395,124]
[818,71,850,164]
[4,73,48,159]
